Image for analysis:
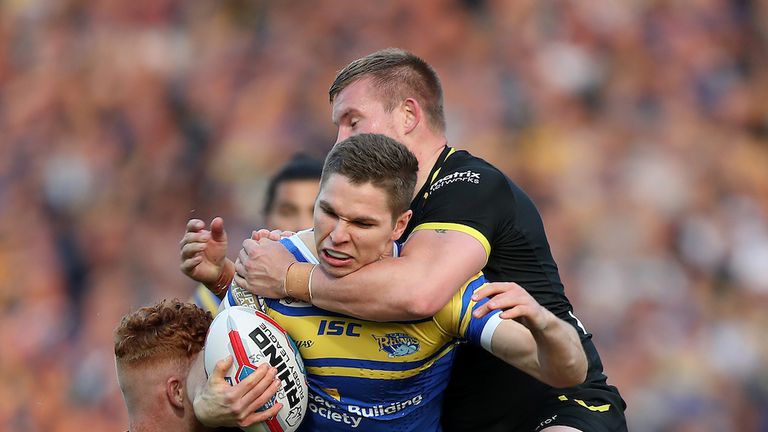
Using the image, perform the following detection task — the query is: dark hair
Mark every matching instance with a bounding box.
[114,299,212,367]
[322,133,418,218]
[329,48,446,132]
[264,154,323,214]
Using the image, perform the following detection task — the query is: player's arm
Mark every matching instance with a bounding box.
[473,283,587,388]
[316,229,486,320]
[235,228,487,321]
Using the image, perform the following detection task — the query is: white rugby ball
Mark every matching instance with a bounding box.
[205,306,308,432]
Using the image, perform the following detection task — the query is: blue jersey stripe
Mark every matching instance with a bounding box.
[308,352,455,397]
[265,300,345,318]
[303,340,456,371]
[465,299,499,345]
[280,237,309,262]
[227,286,236,307]
[458,275,486,329]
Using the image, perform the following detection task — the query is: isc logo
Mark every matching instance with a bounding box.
[317,319,361,337]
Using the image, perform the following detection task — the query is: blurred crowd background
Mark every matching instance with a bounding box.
[1,0,767,430]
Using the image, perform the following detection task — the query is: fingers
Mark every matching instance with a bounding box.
[252,229,293,241]
[186,218,205,232]
[471,301,493,319]
[242,238,260,255]
[240,400,283,427]
[240,367,279,411]
[181,241,208,259]
[276,230,293,239]
[252,229,269,241]
[211,356,233,383]
[179,237,208,275]
[472,285,550,331]
[211,217,227,242]
[472,285,528,319]
[498,304,530,320]
[473,296,527,320]
[236,251,249,275]
[180,229,211,249]
[252,229,277,241]
[471,284,508,302]
[471,283,518,318]
[227,365,280,427]
[180,255,203,274]
[471,281,524,302]
[234,256,250,290]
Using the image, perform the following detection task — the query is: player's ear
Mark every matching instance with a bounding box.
[401,98,421,135]
[391,210,412,240]
[166,376,185,409]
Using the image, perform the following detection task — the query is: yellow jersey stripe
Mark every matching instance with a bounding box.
[193,285,221,315]
[306,343,456,380]
[412,222,491,259]
[558,395,612,412]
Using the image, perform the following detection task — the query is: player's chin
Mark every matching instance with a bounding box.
[319,260,358,279]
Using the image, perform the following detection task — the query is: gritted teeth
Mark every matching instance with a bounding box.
[325,249,351,259]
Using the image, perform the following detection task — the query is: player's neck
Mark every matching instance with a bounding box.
[128,403,202,432]
[412,139,448,198]
[298,230,318,258]
[129,416,201,432]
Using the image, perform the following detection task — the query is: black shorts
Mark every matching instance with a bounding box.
[515,386,627,432]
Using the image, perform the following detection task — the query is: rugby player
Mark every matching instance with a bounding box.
[191,134,586,431]
[228,48,627,431]
[113,299,280,431]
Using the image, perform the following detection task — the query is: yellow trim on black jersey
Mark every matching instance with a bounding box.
[428,147,457,184]
[558,395,612,412]
[412,222,491,259]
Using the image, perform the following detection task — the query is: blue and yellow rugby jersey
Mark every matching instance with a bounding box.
[223,233,504,432]
[192,284,222,315]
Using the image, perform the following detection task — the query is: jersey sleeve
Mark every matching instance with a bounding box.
[433,273,503,351]
[411,162,514,259]
[192,284,222,314]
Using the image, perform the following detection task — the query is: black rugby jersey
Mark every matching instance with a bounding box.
[402,146,623,431]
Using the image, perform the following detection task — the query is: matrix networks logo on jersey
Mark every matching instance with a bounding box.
[430,170,481,192]
[372,332,420,357]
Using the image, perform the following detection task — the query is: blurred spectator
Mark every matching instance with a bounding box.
[1,0,767,430]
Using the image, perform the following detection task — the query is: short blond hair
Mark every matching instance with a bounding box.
[329,48,446,133]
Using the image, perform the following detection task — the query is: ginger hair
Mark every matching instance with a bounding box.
[114,299,212,367]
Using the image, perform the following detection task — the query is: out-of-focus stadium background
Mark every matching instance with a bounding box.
[1,1,767,430]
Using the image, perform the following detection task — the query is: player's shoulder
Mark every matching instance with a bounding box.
[442,148,498,171]
[280,230,320,263]
[429,148,512,195]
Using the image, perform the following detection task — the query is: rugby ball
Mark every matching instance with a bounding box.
[205,306,308,432]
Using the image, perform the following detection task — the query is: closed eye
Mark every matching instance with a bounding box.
[319,202,337,218]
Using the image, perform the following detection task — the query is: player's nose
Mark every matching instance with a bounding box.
[329,220,350,244]
[335,128,350,144]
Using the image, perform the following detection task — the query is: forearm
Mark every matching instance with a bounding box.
[310,256,444,321]
[530,316,587,388]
